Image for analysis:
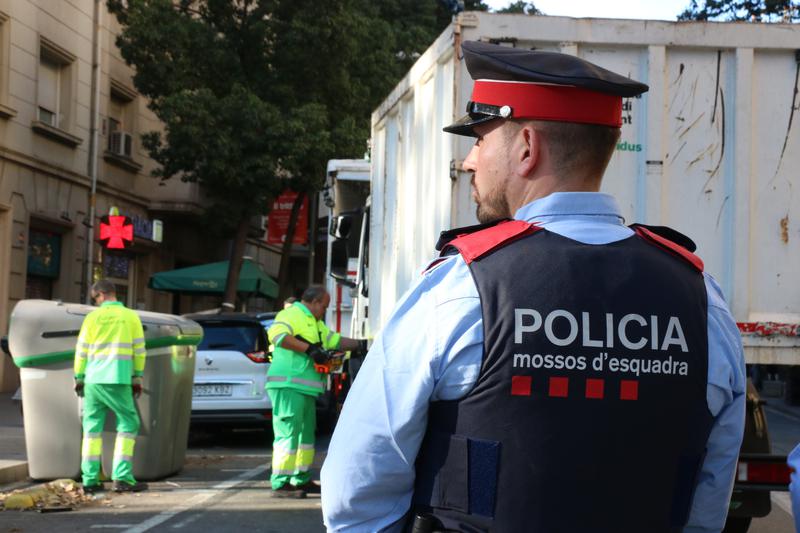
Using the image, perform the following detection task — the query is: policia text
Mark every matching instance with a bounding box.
[514,309,689,352]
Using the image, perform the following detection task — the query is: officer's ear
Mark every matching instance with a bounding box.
[515,123,539,178]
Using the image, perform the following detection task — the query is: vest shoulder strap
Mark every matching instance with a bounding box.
[435,219,511,251]
[444,220,540,265]
[630,223,704,272]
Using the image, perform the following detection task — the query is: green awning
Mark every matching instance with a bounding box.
[148,259,278,298]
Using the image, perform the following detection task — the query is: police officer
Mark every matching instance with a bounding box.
[321,41,745,532]
[74,279,147,494]
[267,285,366,499]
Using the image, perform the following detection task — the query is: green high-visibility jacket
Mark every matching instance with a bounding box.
[267,302,341,396]
[74,301,146,385]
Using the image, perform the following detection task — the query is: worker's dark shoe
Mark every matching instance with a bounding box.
[271,485,307,499]
[112,480,148,493]
[82,483,104,494]
[291,480,321,494]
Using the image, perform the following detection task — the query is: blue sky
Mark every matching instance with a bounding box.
[484,0,692,21]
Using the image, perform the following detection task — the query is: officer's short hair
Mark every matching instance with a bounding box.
[91,279,117,296]
[532,121,621,177]
[301,285,328,303]
[501,119,619,179]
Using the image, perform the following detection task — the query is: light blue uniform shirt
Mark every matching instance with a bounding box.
[321,192,746,533]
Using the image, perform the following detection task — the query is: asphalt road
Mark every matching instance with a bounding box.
[2,409,798,533]
[1,427,327,533]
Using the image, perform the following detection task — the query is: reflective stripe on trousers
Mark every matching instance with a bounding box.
[266,375,324,391]
[82,433,103,463]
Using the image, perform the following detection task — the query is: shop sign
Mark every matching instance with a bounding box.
[100,214,134,250]
[266,190,308,245]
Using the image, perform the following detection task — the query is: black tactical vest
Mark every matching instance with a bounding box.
[412,221,713,533]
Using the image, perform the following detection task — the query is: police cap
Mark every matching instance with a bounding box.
[444,41,649,137]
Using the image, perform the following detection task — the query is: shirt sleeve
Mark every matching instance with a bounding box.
[684,274,746,533]
[74,313,93,380]
[131,312,146,378]
[321,256,483,532]
[319,320,341,350]
[268,309,294,347]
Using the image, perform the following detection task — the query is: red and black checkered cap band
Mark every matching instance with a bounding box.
[471,80,623,127]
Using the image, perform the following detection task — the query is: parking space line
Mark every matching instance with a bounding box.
[121,464,268,533]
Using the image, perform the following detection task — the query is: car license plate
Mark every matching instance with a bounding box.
[193,384,233,397]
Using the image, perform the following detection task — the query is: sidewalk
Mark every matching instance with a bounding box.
[0,391,28,484]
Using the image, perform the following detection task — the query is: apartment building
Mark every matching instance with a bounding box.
[0,1,286,392]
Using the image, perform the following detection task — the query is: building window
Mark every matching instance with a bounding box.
[104,80,141,172]
[0,12,15,119]
[33,38,80,146]
[107,94,133,157]
[37,55,61,127]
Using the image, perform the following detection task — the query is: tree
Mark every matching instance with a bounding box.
[495,1,543,15]
[678,0,800,21]
[106,0,449,310]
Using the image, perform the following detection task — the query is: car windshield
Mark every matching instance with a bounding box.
[198,324,260,353]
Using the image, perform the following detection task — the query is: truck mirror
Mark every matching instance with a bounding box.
[330,239,355,287]
[330,215,353,240]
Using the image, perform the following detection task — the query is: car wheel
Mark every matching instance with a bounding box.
[722,516,751,533]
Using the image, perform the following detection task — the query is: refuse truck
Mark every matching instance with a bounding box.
[327,12,799,533]
[8,299,203,481]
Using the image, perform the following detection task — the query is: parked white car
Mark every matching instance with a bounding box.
[188,312,275,427]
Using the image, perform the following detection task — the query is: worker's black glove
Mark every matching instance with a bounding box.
[132,377,143,398]
[305,344,328,365]
[74,380,84,398]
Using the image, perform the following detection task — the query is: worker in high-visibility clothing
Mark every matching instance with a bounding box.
[74,279,147,494]
[266,285,367,499]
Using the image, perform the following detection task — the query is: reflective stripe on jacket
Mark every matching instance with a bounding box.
[266,302,340,396]
[74,301,146,385]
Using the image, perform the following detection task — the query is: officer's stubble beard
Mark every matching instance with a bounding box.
[473,174,511,224]
[471,119,517,224]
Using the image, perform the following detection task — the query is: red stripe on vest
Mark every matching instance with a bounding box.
[633,226,704,272]
[449,220,540,264]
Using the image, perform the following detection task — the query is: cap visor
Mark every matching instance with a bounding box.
[443,113,498,137]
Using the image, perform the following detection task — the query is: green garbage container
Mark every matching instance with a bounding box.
[9,299,202,481]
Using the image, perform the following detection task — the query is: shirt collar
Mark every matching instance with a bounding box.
[100,301,123,307]
[513,192,624,223]
[295,302,313,317]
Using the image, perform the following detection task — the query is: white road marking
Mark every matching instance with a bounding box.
[121,464,268,533]
[171,512,204,529]
[772,491,794,516]
[91,526,136,529]
[764,406,800,424]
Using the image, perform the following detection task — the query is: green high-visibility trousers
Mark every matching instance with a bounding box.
[267,388,316,489]
[81,383,140,486]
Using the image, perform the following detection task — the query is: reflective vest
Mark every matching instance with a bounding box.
[413,222,713,533]
[267,302,341,396]
[74,301,146,385]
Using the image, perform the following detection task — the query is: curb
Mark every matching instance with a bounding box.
[0,461,28,485]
